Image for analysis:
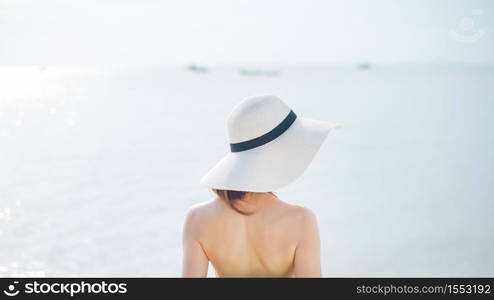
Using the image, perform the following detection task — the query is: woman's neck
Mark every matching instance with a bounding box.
[236,192,279,213]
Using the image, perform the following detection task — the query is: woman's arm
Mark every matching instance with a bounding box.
[293,208,322,277]
[181,208,209,277]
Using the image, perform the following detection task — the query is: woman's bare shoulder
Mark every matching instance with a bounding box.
[184,198,225,224]
[183,198,229,241]
[278,200,316,217]
[280,203,318,226]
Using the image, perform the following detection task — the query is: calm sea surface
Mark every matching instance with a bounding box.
[0,64,493,276]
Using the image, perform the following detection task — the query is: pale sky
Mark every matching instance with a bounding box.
[0,0,493,65]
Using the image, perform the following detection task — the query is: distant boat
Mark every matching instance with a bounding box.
[357,63,371,70]
[187,64,209,73]
[239,69,280,77]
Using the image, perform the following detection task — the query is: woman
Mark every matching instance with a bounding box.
[182,95,341,277]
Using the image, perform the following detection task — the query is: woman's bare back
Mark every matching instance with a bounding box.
[182,193,321,277]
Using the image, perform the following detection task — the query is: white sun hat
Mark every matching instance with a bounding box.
[200,95,340,192]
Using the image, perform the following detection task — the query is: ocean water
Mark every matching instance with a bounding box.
[0,64,493,277]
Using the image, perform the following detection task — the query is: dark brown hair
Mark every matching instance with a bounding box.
[212,189,251,215]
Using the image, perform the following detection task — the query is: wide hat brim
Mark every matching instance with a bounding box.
[200,117,337,192]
